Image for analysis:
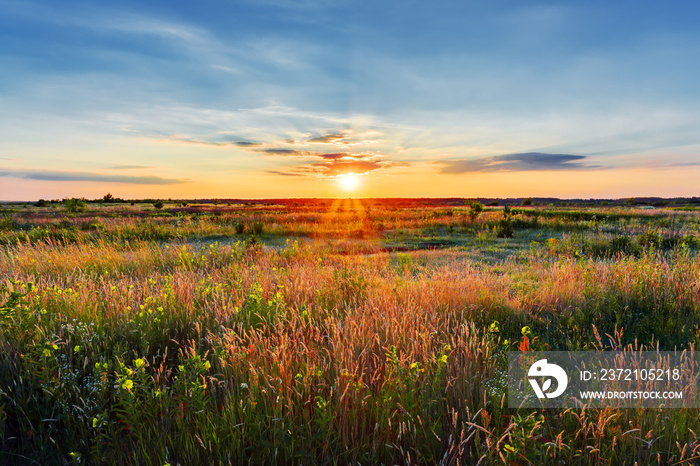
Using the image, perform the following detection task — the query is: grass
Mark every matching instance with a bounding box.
[1,200,700,464]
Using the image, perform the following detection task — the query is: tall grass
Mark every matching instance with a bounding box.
[0,204,699,464]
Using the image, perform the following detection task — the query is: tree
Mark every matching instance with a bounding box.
[466,200,483,222]
[521,198,533,206]
[153,201,164,209]
[103,193,114,203]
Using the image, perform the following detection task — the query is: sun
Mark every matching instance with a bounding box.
[338,173,360,191]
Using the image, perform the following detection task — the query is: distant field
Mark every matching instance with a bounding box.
[1,200,700,464]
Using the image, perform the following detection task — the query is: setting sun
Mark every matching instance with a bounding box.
[338,173,360,191]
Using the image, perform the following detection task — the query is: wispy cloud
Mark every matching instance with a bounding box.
[438,152,592,174]
[256,148,351,159]
[220,125,404,177]
[157,137,238,147]
[318,153,347,160]
[643,161,700,169]
[307,133,346,143]
[319,160,385,176]
[270,160,386,177]
[106,164,152,170]
[0,170,188,185]
[153,134,266,148]
[266,170,305,177]
[258,148,314,156]
[305,131,382,147]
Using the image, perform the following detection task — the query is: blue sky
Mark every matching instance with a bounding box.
[2,0,700,199]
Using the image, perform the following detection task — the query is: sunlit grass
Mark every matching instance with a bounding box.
[1,202,700,463]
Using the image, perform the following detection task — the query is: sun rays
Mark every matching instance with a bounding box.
[337,173,360,192]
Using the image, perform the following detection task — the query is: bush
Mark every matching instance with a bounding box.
[63,198,86,213]
[250,222,264,235]
[0,216,15,231]
[466,201,483,222]
[637,231,663,249]
[521,198,533,206]
[496,219,513,238]
[234,222,245,234]
[153,201,164,210]
[503,205,513,220]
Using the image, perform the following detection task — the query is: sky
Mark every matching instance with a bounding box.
[1,0,700,200]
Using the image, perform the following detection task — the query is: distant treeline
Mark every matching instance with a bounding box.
[5,195,700,209]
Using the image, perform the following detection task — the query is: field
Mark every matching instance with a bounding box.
[1,199,700,464]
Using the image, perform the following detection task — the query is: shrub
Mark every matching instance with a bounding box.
[466,201,483,222]
[250,221,264,235]
[521,198,533,206]
[63,198,86,213]
[0,216,15,231]
[496,219,513,238]
[234,222,245,234]
[153,201,164,210]
[637,231,663,249]
[503,205,513,220]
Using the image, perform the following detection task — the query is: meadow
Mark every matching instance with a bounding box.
[1,198,700,464]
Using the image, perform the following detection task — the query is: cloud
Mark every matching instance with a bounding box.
[107,164,152,170]
[0,170,188,185]
[319,153,347,160]
[154,134,265,148]
[307,133,346,143]
[259,148,313,156]
[160,137,235,147]
[273,160,388,177]
[320,160,384,176]
[305,131,382,147]
[650,161,700,168]
[240,129,398,177]
[265,170,306,177]
[438,152,591,174]
[256,148,352,159]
